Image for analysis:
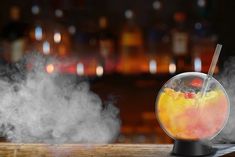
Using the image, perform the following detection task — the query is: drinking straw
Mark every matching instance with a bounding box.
[200,44,222,98]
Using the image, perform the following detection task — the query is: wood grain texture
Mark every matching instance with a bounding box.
[0,143,234,157]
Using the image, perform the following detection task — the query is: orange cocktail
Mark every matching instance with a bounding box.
[156,72,229,140]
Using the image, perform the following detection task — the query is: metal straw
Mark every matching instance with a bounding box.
[200,44,222,98]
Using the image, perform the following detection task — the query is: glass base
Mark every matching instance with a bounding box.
[172,140,217,156]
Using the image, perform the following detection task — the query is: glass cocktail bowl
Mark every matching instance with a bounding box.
[156,72,230,141]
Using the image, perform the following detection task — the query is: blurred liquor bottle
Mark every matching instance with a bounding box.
[171,12,190,72]
[98,16,116,74]
[54,27,71,57]
[1,6,28,63]
[53,9,71,57]
[192,1,217,72]
[192,19,213,72]
[147,5,171,73]
[119,10,145,74]
[28,3,44,53]
[148,17,167,55]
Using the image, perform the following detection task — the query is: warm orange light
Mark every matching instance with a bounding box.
[149,59,157,74]
[169,62,176,74]
[46,64,55,74]
[54,32,62,43]
[43,41,50,55]
[96,65,104,77]
[76,63,84,75]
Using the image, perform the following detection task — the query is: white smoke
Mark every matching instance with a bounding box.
[0,56,120,144]
[213,57,235,143]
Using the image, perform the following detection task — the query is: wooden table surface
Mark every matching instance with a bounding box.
[0,143,234,157]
